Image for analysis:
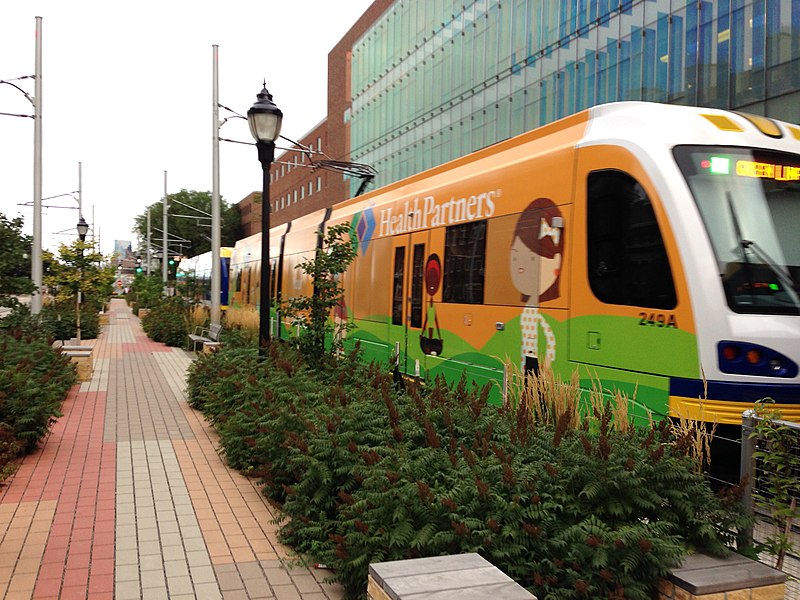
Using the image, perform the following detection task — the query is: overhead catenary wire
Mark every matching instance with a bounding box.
[217,103,377,196]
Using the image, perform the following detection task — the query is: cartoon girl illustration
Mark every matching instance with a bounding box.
[420,254,443,356]
[509,198,564,375]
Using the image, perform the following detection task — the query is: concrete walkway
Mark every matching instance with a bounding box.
[0,298,343,600]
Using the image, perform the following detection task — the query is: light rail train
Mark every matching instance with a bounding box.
[230,102,800,425]
[177,248,233,310]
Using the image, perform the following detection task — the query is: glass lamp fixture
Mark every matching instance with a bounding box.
[77,216,89,241]
[247,85,283,143]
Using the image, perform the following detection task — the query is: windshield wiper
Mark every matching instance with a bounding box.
[727,194,758,300]
[726,193,800,309]
[740,239,800,305]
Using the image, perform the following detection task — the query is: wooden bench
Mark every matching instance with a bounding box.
[188,323,222,352]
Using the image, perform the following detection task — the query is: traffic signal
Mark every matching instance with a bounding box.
[167,256,180,279]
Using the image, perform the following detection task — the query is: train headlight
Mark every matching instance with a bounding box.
[722,345,740,361]
[746,349,762,364]
[718,341,797,378]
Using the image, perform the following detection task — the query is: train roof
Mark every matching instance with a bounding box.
[581,101,800,154]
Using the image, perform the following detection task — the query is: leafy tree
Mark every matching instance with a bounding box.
[283,223,357,360]
[130,273,164,311]
[748,400,800,570]
[43,240,116,309]
[0,213,34,301]
[132,190,241,258]
[37,240,114,340]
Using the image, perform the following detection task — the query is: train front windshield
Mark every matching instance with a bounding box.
[674,146,800,316]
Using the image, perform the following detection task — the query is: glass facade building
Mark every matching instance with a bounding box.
[348,0,800,195]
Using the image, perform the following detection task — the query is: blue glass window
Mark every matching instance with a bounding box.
[698,0,720,106]
[669,11,686,101]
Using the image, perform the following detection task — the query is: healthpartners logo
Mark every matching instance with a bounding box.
[352,205,377,256]
[378,190,498,237]
[352,188,501,255]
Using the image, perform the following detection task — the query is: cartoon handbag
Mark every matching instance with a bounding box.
[420,254,444,356]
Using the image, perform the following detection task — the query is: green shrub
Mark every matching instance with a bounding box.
[39,301,101,341]
[0,328,76,453]
[130,274,163,314]
[141,297,190,347]
[0,424,22,484]
[0,302,47,338]
[186,345,751,600]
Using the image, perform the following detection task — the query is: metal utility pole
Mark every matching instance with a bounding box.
[31,16,43,315]
[162,170,168,286]
[146,207,151,275]
[78,161,82,217]
[211,44,221,327]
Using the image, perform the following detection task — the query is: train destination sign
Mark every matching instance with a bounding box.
[706,155,800,181]
[735,160,800,181]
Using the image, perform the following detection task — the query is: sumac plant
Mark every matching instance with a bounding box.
[186,344,751,600]
[140,297,190,347]
[0,328,76,456]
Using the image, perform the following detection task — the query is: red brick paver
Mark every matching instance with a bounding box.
[0,299,342,600]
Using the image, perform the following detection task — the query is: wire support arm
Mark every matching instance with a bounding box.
[0,79,35,104]
[1,78,36,119]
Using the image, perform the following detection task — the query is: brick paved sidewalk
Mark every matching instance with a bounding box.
[0,298,343,600]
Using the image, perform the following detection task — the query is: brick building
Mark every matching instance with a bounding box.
[236,0,392,236]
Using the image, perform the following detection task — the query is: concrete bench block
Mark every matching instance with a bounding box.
[61,345,92,353]
[64,351,93,382]
[368,554,536,600]
[658,552,786,599]
[203,341,222,353]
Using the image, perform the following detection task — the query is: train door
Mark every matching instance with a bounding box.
[569,147,697,422]
[388,231,429,376]
[241,263,252,306]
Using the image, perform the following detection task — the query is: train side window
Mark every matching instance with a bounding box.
[392,247,405,325]
[270,259,278,300]
[587,171,677,309]
[410,244,425,328]
[443,220,486,304]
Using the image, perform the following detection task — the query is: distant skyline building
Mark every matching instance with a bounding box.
[113,240,132,261]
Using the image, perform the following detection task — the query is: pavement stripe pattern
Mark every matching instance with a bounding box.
[0,299,342,600]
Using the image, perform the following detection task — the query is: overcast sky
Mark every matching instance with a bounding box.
[1,0,375,256]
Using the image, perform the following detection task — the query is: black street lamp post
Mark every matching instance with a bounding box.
[76,216,89,343]
[247,84,283,358]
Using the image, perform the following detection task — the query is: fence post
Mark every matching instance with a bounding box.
[740,409,757,548]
